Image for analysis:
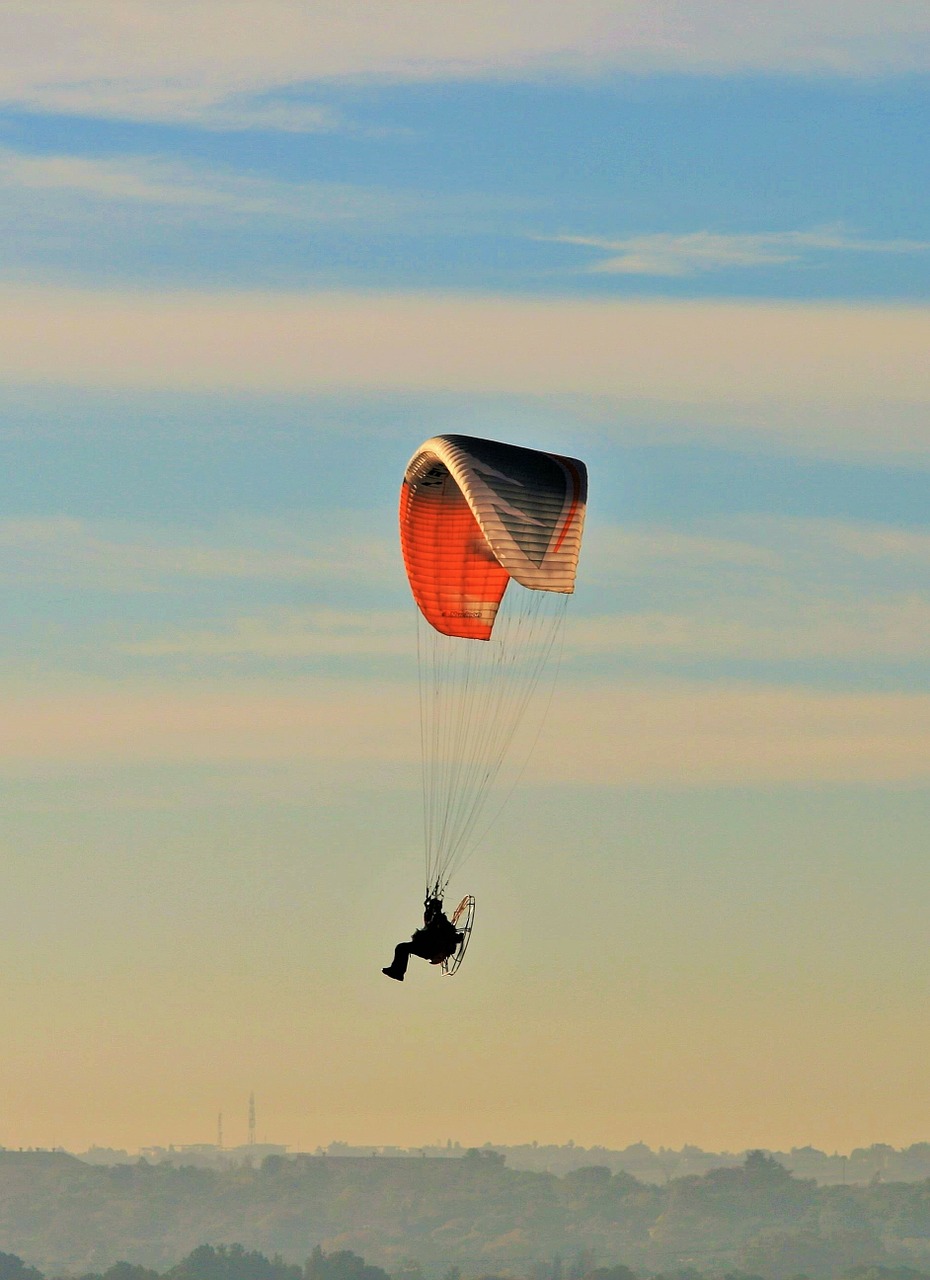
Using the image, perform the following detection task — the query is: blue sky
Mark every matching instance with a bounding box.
[2,73,929,295]
[1,2,930,1156]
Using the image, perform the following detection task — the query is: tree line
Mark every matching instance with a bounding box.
[0,1245,388,1280]
[4,1150,930,1279]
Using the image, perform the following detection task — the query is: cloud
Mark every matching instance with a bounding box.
[585,517,930,585]
[819,522,930,562]
[585,526,784,576]
[569,598,930,663]
[0,147,422,225]
[542,228,930,278]
[572,516,930,664]
[4,676,930,788]
[0,288,928,462]
[122,609,412,659]
[0,515,396,592]
[1,2,929,131]
[6,512,915,675]
[123,593,930,669]
[544,682,930,786]
[57,94,341,135]
[0,681,415,768]
[11,510,921,678]
[0,146,532,272]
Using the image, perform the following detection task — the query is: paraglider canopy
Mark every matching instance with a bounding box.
[400,434,587,640]
[399,432,588,898]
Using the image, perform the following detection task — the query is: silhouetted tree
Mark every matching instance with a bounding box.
[0,1255,43,1280]
[73,1267,161,1280]
[744,1153,795,1186]
[464,1149,506,1167]
[305,1250,389,1280]
[168,1244,299,1280]
[103,1264,161,1280]
[840,1268,930,1280]
[387,1262,422,1280]
[584,1266,637,1280]
[567,1251,595,1280]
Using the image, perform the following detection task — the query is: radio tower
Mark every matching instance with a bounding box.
[217,1112,223,1150]
[248,1092,256,1146]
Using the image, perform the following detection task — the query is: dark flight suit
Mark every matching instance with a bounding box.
[382,899,462,981]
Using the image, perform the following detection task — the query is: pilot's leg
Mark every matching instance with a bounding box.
[382,942,411,981]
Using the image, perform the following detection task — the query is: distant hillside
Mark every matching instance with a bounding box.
[3,1149,930,1279]
[75,1142,930,1188]
[313,1142,930,1187]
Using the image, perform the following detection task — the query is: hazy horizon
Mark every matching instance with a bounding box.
[13,1133,930,1167]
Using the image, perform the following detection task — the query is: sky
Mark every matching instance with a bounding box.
[1,1,930,1158]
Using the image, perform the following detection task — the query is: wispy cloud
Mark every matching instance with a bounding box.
[0,147,419,224]
[585,525,783,575]
[35,92,341,135]
[586,517,930,584]
[1,289,927,462]
[542,682,930,786]
[0,680,417,769]
[819,522,930,562]
[4,510,930,780]
[541,228,930,278]
[4,676,930,788]
[13,513,921,675]
[0,515,396,592]
[124,594,930,669]
[1,2,929,130]
[574,516,930,665]
[569,597,930,663]
[122,608,412,659]
[0,146,532,271]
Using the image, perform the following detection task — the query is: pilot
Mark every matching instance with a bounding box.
[382,896,463,981]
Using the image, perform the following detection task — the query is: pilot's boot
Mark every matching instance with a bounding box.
[383,943,411,981]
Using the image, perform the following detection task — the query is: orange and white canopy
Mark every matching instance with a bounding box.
[399,434,587,640]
